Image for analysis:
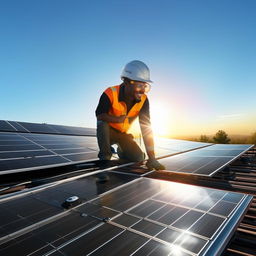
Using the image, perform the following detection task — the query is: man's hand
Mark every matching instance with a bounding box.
[117,115,127,123]
[146,158,165,171]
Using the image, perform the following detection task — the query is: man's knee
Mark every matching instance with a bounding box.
[125,151,145,162]
[134,152,145,162]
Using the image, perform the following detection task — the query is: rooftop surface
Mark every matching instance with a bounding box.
[0,120,255,256]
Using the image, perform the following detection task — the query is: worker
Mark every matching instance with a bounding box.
[95,60,165,174]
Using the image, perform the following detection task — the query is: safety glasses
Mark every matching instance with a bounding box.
[130,80,151,93]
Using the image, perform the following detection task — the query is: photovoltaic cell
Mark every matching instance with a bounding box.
[175,233,208,255]
[133,240,174,256]
[88,230,149,256]
[188,213,226,238]
[128,200,165,218]
[113,214,140,227]
[171,210,204,229]
[0,121,16,132]
[131,219,165,236]
[49,124,96,136]
[7,121,29,132]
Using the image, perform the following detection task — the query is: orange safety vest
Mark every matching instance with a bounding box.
[104,85,147,133]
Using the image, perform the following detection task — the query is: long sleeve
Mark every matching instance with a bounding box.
[95,93,111,116]
[139,99,155,159]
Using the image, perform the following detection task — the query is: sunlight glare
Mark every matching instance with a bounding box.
[171,245,183,256]
[151,102,172,137]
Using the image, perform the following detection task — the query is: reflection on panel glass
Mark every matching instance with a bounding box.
[151,137,212,158]
[0,178,252,256]
[92,178,251,256]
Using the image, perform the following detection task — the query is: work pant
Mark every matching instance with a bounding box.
[96,120,145,162]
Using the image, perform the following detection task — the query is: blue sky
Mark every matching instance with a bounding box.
[0,0,255,136]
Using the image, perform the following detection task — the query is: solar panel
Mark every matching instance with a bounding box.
[87,178,252,255]
[0,177,252,256]
[153,137,212,158]
[155,144,254,176]
[0,120,97,136]
[0,132,100,175]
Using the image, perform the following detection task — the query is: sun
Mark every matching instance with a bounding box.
[150,101,172,137]
[127,101,173,138]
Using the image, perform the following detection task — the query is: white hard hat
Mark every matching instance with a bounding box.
[121,60,153,83]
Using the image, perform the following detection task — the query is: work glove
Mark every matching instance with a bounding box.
[146,158,166,171]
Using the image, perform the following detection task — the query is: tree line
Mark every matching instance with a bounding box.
[197,130,256,145]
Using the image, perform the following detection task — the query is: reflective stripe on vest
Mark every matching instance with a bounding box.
[104,85,147,133]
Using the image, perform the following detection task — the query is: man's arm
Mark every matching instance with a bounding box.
[139,99,165,170]
[97,113,126,123]
[96,93,126,123]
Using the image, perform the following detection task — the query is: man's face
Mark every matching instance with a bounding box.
[129,80,150,101]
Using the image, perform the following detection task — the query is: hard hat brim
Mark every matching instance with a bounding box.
[121,76,153,83]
